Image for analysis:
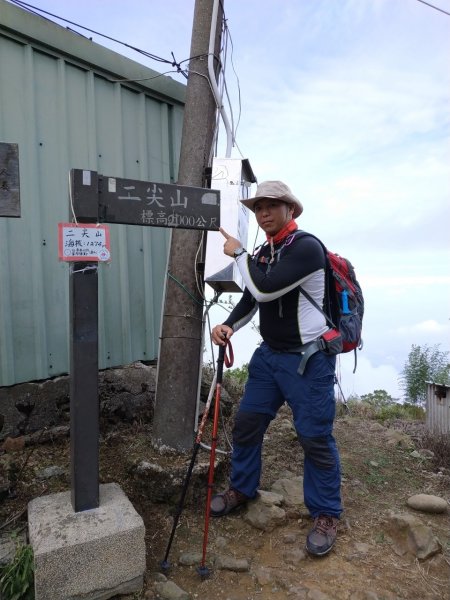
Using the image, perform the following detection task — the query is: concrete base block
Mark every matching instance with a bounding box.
[28,483,146,600]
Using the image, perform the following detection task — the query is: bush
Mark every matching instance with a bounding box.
[338,399,376,419]
[337,398,426,422]
[223,364,248,400]
[375,403,426,423]
[417,431,450,469]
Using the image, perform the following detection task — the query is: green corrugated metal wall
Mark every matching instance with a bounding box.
[0,0,185,386]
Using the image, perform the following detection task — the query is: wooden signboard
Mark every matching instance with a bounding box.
[70,169,220,230]
[0,142,20,217]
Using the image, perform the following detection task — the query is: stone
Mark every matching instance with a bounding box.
[36,465,66,480]
[282,547,307,565]
[132,456,227,505]
[282,532,298,544]
[384,430,412,448]
[28,483,145,600]
[410,449,434,460]
[244,499,286,531]
[353,542,371,554]
[256,489,284,506]
[385,512,442,561]
[214,554,250,572]
[153,580,191,600]
[0,531,27,567]
[271,476,305,508]
[0,363,158,441]
[253,566,274,586]
[287,586,309,599]
[1,436,25,452]
[406,493,448,514]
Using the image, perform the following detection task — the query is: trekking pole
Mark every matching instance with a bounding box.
[159,369,218,572]
[197,338,234,579]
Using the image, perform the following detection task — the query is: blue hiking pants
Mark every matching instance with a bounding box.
[230,342,342,518]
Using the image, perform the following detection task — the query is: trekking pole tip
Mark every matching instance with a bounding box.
[159,559,171,573]
[196,565,211,579]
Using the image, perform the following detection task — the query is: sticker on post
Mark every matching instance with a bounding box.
[58,222,111,262]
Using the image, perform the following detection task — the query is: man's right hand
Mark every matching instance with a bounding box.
[211,324,234,346]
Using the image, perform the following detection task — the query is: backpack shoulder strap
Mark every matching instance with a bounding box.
[298,283,336,328]
[288,231,338,329]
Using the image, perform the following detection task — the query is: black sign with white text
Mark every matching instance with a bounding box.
[96,174,220,231]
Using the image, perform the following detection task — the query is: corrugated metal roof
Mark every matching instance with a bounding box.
[0,0,185,386]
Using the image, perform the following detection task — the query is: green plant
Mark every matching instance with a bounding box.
[375,403,426,423]
[0,541,34,600]
[400,344,450,405]
[360,389,395,408]
[224,363,249,386]
[223,363,249,399]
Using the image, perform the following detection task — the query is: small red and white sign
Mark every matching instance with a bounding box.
[58,223,111,262]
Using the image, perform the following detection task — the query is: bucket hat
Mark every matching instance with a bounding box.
[240,180,303,218]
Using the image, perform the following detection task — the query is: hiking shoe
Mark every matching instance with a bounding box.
[306,515,339,556]
[210,488,248,517]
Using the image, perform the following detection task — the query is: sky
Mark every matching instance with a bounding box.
[9,0,450,400]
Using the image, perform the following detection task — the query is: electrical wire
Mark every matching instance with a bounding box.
[8,0,213,81]
[415,0,450,16]
[9,0,174,64]
[107,70,186,84]
[223,20,242,143]
[10,0,252,162]
[11,0,246,154]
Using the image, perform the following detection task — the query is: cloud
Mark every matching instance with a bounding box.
[394,320,450,336]
[362,276,450,288]
[338,354,402,399]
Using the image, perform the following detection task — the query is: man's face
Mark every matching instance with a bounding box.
[254,198,294,236]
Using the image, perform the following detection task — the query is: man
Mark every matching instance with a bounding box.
[210,180,342,557]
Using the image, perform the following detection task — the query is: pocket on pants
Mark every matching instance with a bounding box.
[305,353,336,429]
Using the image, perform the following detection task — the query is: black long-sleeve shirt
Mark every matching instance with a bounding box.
[224,232,328,350]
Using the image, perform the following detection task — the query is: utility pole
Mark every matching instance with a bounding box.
[152,0,224,451]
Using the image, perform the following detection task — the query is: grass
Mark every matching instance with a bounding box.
[0,538,34,600]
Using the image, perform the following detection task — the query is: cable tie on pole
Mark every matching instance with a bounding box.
[171,52,182,73]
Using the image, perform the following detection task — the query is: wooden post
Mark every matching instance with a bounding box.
[69,261,99,512]
[69,170,100,511]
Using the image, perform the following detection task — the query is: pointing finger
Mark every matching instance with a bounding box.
[219,227,231,240]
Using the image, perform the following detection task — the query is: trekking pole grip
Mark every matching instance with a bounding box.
[216,342,226,384]
[217,338,233,384]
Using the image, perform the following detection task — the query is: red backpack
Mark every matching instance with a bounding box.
[287,232,364,370]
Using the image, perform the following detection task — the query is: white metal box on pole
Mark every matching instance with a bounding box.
[205,158,256,292]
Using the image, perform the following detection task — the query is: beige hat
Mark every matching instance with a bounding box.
[240,180,303,218]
